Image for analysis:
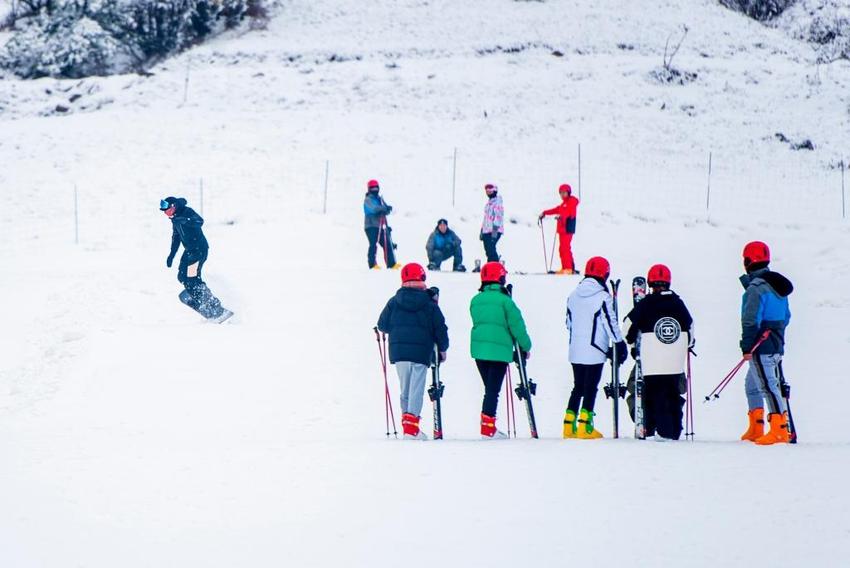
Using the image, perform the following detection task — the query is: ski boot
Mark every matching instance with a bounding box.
[370,264,381,270]
[389,263,402,270]
[740,408,765,442]
[480,413,507,440]
[427,263,439,271]
[402,413,428,440]
[576,408,603,439]
[562,409,577,439]
[754,412,790,445]
[453,265,467,272]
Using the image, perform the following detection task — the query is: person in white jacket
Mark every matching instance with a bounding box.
[564,256,627,439]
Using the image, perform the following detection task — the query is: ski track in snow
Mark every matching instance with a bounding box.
[1,1,850,566]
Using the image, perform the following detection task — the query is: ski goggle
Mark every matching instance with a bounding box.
[159,199,171,211]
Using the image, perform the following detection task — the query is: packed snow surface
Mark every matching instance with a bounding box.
[1,1,849,566]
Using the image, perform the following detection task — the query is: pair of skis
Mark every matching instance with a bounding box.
[605,277,648,440]
[427,340,538,440]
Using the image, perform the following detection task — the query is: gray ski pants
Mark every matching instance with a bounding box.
[395,361,429,416]
[744,354,787,414]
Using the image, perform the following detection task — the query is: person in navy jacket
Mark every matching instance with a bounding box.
[377,263,449,440]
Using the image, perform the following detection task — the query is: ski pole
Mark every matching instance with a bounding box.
[373,327,398,437]
[685,349,695,440]
[703,330,771,403]
[505,365,517,438]
[539,220,550,273]
[778,362,798,444]
[549,231,558,273]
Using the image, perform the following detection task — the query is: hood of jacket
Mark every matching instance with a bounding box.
[393,287,431,311]
[576,277,607,298]
[740,268,793,297]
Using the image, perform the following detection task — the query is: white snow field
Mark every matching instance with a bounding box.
[2,1,850,566]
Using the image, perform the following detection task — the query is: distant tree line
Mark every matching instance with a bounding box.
[0,0,268,79]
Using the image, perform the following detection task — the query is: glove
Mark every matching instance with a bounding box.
[491,229,500,239]
[615,341,628,366]
[538,213,544,223]
[630,346,638,359]
[166,254,175,268]
[439,351,447,363]
[385,206,393,214]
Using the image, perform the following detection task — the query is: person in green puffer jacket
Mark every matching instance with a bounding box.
[470,262,532,439]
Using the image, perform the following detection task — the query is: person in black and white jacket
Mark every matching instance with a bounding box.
[624,264,694,441]
[563,256,627,439]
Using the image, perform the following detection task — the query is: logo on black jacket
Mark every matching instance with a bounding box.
[654,317,681,344]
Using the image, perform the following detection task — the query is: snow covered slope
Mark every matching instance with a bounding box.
[1,1,849,567]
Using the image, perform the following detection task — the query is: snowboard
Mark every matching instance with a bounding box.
[179,289,234,323]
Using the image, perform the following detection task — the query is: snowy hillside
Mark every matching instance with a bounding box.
[1,1,849,567]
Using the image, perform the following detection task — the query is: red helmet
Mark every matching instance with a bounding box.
[647,264,672,285]
[401,263,426,283]
[481,261,507,284]
[743,241,770,267]
[584,256,610,280]
[367,179,380,190]
[558,183,572,195]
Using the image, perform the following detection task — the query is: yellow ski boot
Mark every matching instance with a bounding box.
[576,408,603,439]
[563,409,577,439]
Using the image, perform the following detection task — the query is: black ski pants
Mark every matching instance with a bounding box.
[643,374,684,440]
[365,226,397,268]
[481,232,501,262]
[177,247,208,285]
[476,360,509,417]
[568,363,605,413]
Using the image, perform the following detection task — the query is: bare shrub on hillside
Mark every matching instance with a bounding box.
[651,25,697,85]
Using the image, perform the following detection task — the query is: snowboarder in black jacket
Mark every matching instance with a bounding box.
[160,196,230,322]
[624,264,693,440]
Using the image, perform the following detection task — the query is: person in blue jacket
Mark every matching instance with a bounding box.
[363,179,400,270]
[738,241,793,445]
[425,219,466,272]
[377,263,449,440]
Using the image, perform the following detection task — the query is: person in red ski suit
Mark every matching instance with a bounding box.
[538,184,579,274]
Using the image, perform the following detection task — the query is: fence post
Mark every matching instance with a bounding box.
[323,160,330,214]
[74,184,79,245]
[182,57,191,105]
[577,143,582,200]
[451,147,457,208]
[705,151,713,218]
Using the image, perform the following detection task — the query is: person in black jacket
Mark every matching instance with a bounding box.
[160,196,230,322]
[624,264,693,441]
[377,263,449,440]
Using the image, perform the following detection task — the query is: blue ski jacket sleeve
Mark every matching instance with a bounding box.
[740,269,792,355]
